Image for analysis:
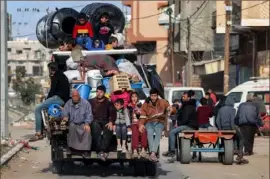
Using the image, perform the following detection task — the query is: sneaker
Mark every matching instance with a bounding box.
[122,146,127,153]
[162,151,175,157]
[236,157,249,165]
[117,145,122,152]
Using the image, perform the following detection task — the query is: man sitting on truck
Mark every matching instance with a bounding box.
[30,62,70,142]
[62,90,93,157]
[89,85,116,161]
[139,88,170,162]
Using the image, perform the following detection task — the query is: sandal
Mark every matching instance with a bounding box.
[29,133,44,142]
[149,153,159,163]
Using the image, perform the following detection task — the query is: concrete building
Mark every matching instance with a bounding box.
[8,38,51,77]
[122,0,182,85]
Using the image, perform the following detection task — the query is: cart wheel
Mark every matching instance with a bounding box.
[218,153,224,162]
[222,139,234,165]
[145,162,157,177]
[52,161,63,174]
[134,161,146,176]
[180,138,191,164]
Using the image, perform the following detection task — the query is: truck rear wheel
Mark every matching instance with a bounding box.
[134,161,146,176]
[52,161,63,174]
[145,162,157,177]
[222,139,234,165]
[180,138,191,164]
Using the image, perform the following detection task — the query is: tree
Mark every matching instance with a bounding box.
[12,67,42,105]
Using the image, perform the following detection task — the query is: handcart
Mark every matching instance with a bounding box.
[176,130,235,165]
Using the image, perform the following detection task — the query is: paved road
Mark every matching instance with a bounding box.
[2,127,269,179]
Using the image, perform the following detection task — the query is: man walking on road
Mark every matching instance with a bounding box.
[216,96,248,164]
[235,94,264,156]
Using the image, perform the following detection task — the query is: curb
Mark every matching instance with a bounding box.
[1,140,29,166]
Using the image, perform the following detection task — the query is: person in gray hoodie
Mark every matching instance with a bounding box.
[235,94,263,156]
[216,96,248,164]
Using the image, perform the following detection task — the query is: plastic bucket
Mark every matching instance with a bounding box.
[102,77,111,91]
[131,82,144,89]
[74,84,92,100]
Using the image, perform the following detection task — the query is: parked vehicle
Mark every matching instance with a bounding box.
[225,77,270,113]
[164,87,205,105]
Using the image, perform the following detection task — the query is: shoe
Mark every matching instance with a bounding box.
[162,151,175,157]
[117,145,122,152]
[66,148,72,155]
[133,152,139,159]
[98,152,106,161]
[140,149,147,158]
[82,152,89,158]
[236,157,249,165]
[149,153,159,163]
[122,146,127,153]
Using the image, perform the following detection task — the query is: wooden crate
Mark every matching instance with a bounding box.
[109,74,131,93]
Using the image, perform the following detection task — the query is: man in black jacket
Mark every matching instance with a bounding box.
[167,93,198,159]
[30,62,70,142]
[235,94,264,156]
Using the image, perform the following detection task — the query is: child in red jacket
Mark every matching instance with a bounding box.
[72,13,94,50]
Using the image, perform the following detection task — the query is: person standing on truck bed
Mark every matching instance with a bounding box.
[62,90,93,158]
[72,13,94,50]
[89,85,116,161]
[30,62,70,142]
[235,94,264,156]
[139,88,170,163]
[94,12,115,46]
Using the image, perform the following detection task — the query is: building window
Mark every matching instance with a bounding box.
[16,66,26,74]
[16,50,23,54]
[8,48,11,52]
[32,66,43,76]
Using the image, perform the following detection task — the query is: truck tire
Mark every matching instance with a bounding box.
[52,161,63,174]
[134,161,146,176]
[222,139,234,165]
[80,3,125,33]
[145,162,157,177]
[36,8,79,49]
[180,138,191,164]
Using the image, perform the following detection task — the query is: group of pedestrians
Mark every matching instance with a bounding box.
[163,89,265,165]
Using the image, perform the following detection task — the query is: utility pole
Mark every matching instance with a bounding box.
[0,1,9,138]
[224,0,232,94]
[167,7,174,84]
[187,17,192,86]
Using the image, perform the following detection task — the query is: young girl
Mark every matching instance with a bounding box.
[114,98,131,153]
[111,88,131,108]
[128,92,148,158]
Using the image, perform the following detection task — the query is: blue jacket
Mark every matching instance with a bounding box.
[235,101,263,127]
[216,96,236,130]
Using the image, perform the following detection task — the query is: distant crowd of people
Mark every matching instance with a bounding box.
[163,89,265,165]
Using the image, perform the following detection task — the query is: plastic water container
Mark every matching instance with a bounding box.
[102,77,111,91]
[64,70,81,83]
[130,82,144,89]
[48,104,62,118]
[85,70,103,88]
[74,84,92,100]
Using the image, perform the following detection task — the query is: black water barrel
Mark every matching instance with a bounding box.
[81,3,125,33]
[36,8,79,49]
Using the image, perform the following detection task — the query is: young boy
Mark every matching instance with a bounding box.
[197,97,213,128]
[114,98,131,153]
[95,12,115,45]
[72,13,94,50]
